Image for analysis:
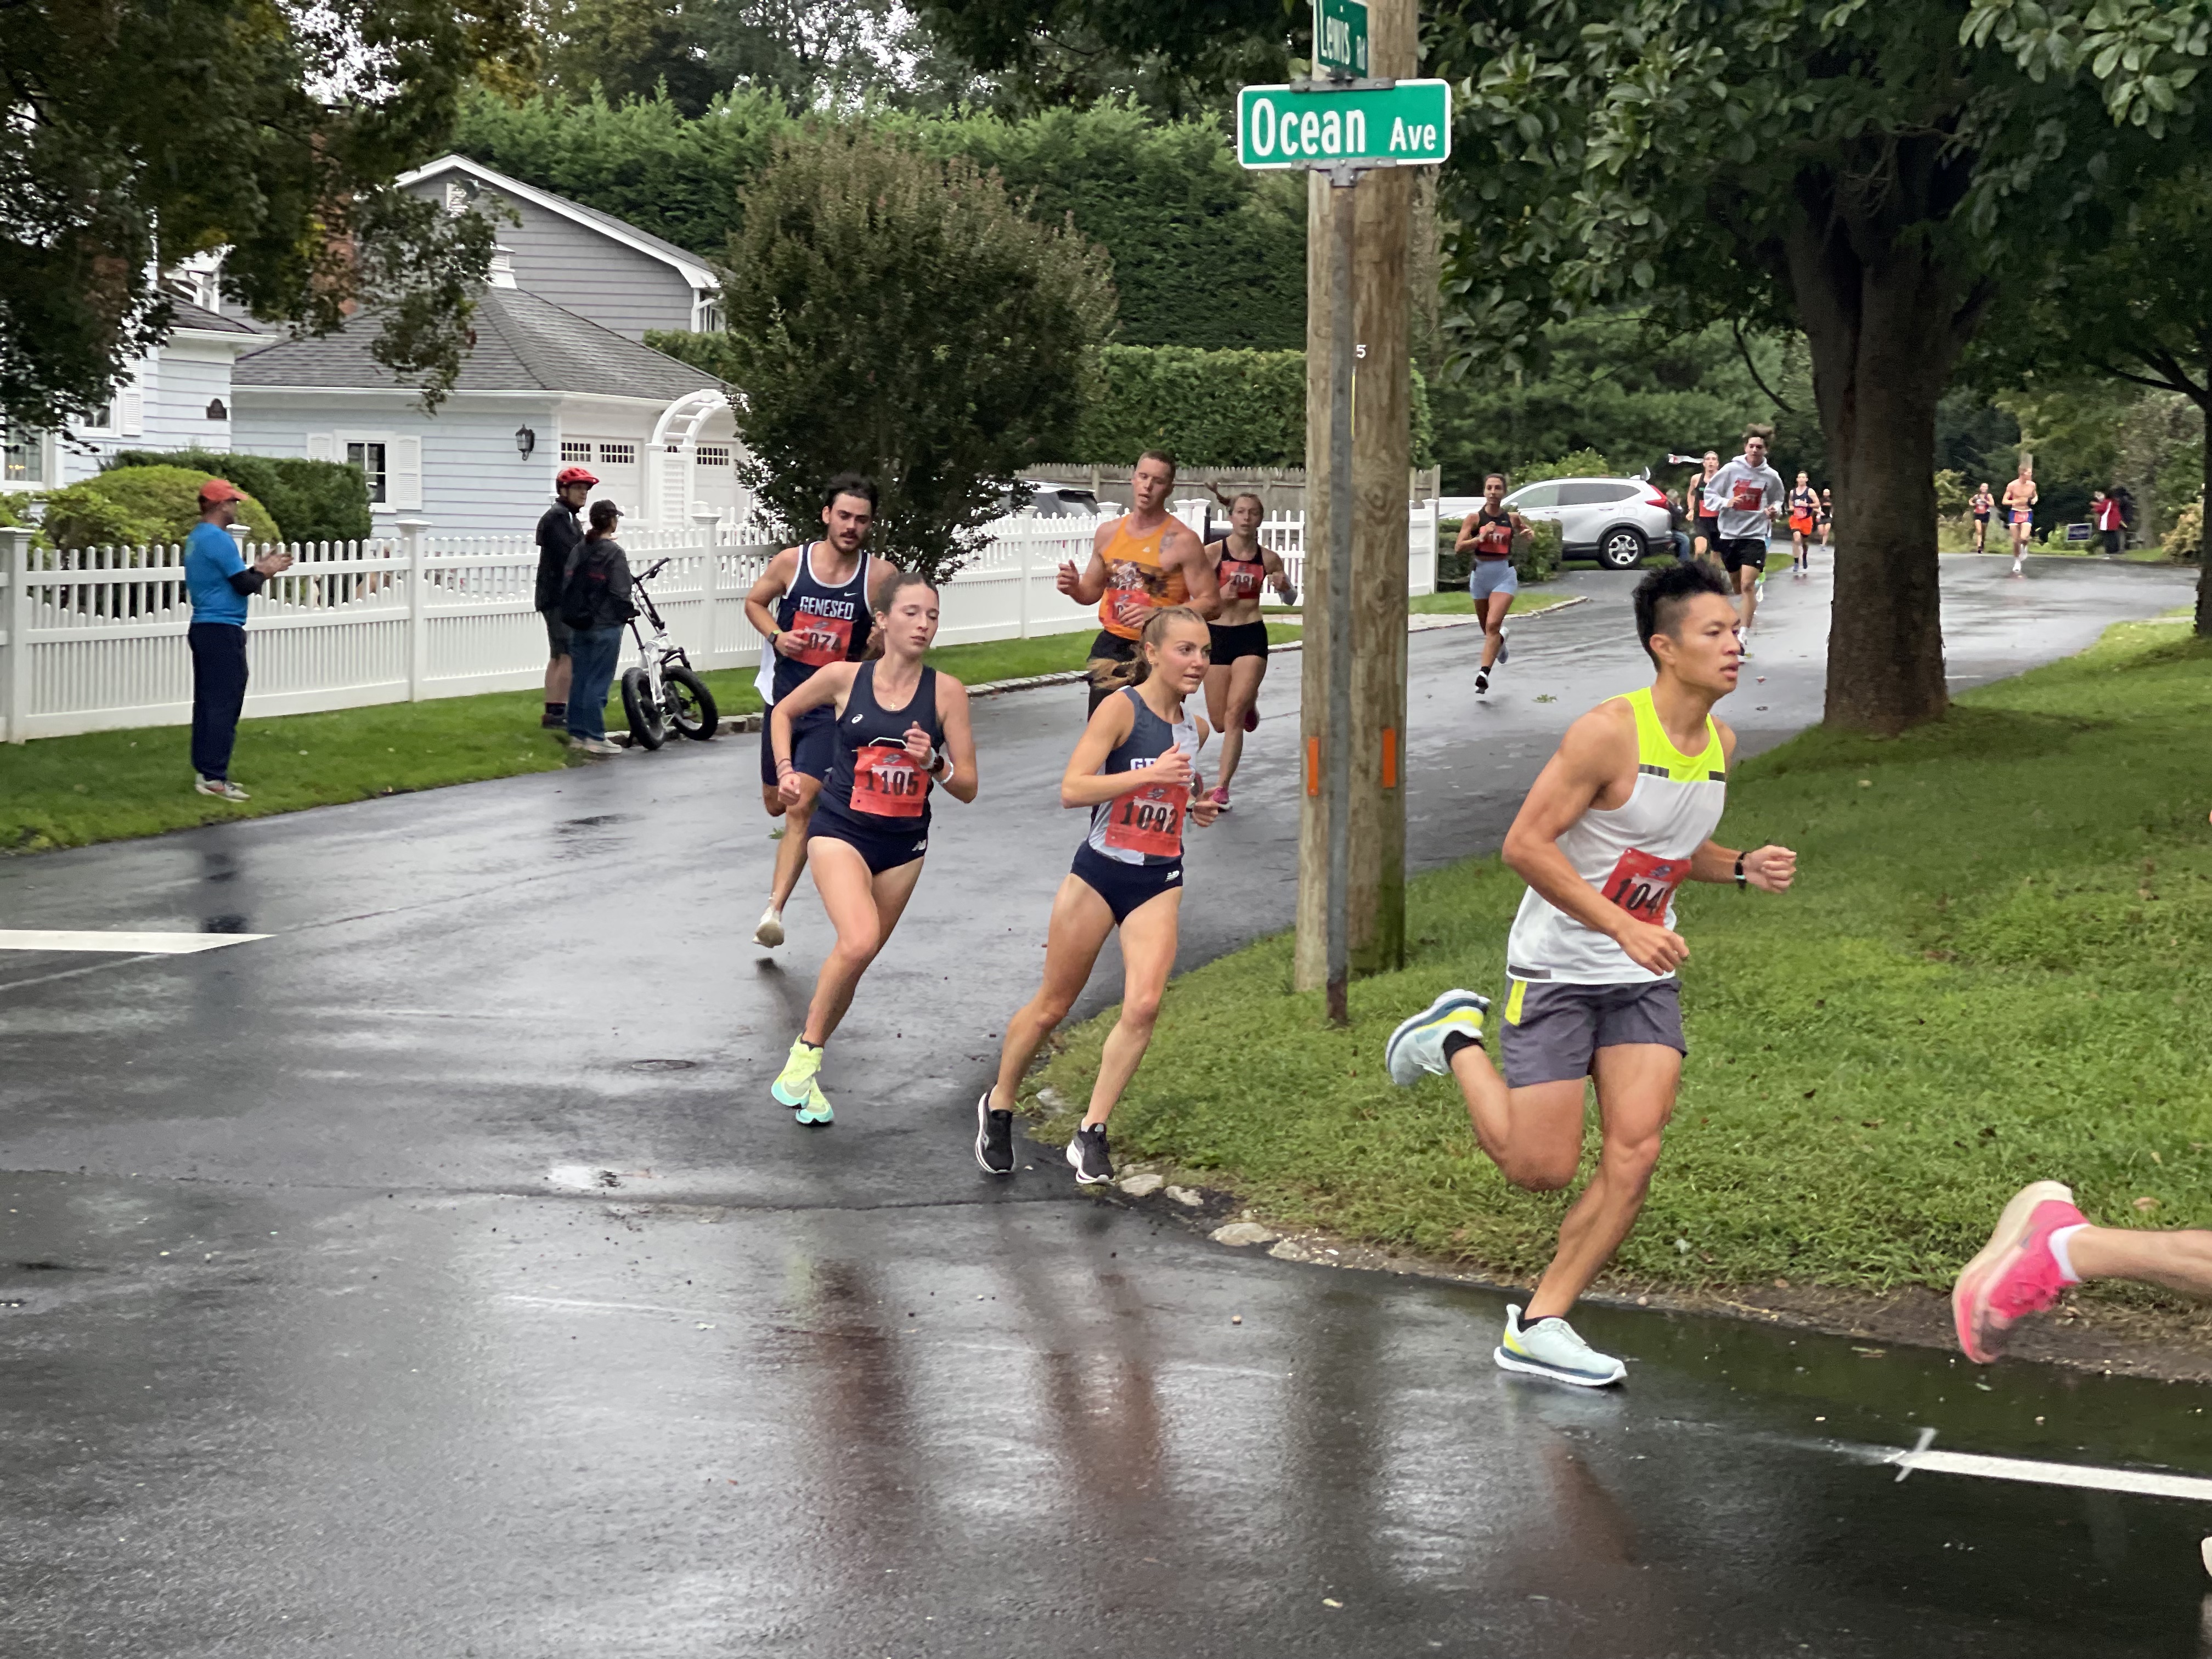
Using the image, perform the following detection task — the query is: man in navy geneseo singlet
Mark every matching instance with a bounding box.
[743,472,900,950]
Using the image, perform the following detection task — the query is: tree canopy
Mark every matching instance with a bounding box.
[0,0,522,430]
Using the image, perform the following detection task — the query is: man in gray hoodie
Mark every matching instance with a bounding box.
[1701,425,1785,651]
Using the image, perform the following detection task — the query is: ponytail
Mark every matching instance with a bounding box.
[1130,604,1205,686]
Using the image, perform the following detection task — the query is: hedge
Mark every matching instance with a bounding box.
[106,450,370,545]
[1070,344,1437,468]
[40,466,285,552]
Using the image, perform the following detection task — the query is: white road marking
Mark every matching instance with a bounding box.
[502,1294,722,1322]
[0,929,268,954]
[1891,1429,2212,1503]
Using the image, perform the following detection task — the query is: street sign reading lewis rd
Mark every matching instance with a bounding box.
[1235,80,1452,170]
[1316,0,1369,78]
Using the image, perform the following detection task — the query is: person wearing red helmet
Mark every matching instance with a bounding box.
[535,467,597,729]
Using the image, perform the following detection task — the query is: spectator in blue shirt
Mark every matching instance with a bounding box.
[183,479,292,802]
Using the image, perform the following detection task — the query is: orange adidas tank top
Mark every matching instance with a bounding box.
[1097,515,1187,641]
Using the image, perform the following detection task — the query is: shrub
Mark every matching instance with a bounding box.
[1512,448,1617,486]
[1933,467,1970,516]
[106,450,368,545]
[41,466,285,551]
[2162,498,2203,562]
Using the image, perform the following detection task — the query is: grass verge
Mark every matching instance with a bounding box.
[1406,589,1584,617]
[1032,619,2212,1309]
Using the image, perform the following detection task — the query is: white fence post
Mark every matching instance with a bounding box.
[1018,524,1032,639]
[691,505,722,664]
[1,527,30,744]
[396,516,430,701]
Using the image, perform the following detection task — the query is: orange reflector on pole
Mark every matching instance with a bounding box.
[1306,736,1322,797]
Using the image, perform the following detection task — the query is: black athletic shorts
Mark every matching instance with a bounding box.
[1071,843,1183,926]
[1207,620,1268,666]
[1694,515,1720,545]
[808,802,929,874]
[761,704,837,787]
[540,607,572,658]
[1086,630,1141,713]
[1719,537,1768,575]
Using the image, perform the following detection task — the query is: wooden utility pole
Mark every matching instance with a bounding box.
[1294,0,1415,1000]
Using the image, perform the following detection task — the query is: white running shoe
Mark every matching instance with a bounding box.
[754,906,785,948]
[1383,989,1490,1086]
[1494,1304,1627,1387]
[1497,628,1510,666]
[194,775,250,803]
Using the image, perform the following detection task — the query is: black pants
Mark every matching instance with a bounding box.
[188,623,249,781]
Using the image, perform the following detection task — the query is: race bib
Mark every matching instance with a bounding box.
[1729,480,1766,512]
[1106,587,1153,632]
[788,612,854,667]
[1475,520,1514,559]
[1104,779,1188,857]
[850,742,927,818]
[1601,847,1691,925]
[1222,562,1264,600]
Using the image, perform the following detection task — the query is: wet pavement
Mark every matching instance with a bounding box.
[4,554,2208,1656]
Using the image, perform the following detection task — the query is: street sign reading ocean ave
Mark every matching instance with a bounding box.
[1316,0,1369,78]
[1235,80,1452,170]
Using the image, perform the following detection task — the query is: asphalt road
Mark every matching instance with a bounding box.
[3,554,2208,1657]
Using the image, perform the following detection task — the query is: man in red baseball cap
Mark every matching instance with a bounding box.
[535,466,599,729]
[183,478,292,802]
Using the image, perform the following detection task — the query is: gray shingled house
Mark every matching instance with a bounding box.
[230,266,743,539]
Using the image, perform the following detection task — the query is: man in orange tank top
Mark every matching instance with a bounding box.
[1056,450,1220,713]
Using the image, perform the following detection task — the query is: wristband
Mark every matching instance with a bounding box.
[1734,853,1747,890]
[776,757,795,776]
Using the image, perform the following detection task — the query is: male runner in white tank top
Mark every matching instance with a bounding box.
[1381,562,1798,1386]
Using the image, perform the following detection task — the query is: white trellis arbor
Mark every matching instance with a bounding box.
[644,388,747,531]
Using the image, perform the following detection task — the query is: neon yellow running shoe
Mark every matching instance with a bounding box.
[793,1079,833,1127]
[771,1037,822,1108]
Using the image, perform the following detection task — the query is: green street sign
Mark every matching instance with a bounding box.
[1236,80,1452,170]
[1316,0,1368,78]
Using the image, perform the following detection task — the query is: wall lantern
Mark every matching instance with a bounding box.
[515,425,537,459]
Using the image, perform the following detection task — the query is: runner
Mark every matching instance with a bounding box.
[1201,492,1294,811]
[1690,451,1723,571]
[1380,561,1797,1385]
[765,572,978,1126]
[1955,1181,2212,1362]
[1969,481,1995,554]
[973,606,1222,1181]
[2002,459,2038,577]
[1454,472,1530,696]
[744,474,899,950]
[1819,487,1834,549]
[1056,452,1221,715]
[1702,426,1785,652]
[1786,472,1819,580]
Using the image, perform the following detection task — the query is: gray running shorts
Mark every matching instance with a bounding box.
[1498,977,1685,1087]
[1469,559,1520,603]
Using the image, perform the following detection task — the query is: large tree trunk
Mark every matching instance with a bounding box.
[1783,180,1987,733]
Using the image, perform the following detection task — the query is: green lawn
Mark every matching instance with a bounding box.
[0,624,1307,855]
[1031,619,2212,1305]
[1407,588,1584,616]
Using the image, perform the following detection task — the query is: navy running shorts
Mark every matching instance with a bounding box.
[761,704,837,788]
[1070,843,1183,926]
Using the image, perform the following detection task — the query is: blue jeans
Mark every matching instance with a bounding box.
[565,625,624,740]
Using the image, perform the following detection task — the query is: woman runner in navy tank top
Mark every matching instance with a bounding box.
[973,606,1220,1183]
[765,572,978,1126]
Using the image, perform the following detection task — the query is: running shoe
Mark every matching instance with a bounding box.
[1384,989,1490,1086]
[1952,1180,2085,1363]
[770,1036,822,1109]
[194,775,250,802]
[1474,668,1491,696]
[974,1090,1015,1176]
[754,905,785,948]
[1497,628,1510,666]
[793,1080,833,1127]
[1494,1304,1627,1387]
[1243,707,1259,732]
[1209,786,1231,813]
[1066,1122,1113,1185]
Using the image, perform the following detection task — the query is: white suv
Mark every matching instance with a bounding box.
[1504,476,1673,570]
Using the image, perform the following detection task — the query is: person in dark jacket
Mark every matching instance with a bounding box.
[535,466,596,729]
[560,499,636,754]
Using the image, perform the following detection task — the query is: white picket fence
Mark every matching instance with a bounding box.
[0,500,1437,742]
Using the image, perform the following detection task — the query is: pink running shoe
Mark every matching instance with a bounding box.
[1243,707,1259,732]
[1951,1181,2086,1363]
[1209,785,1231,812]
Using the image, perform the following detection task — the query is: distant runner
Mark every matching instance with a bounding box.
[2002,460,2038,578]
[765,573,977,1126]
[1956,1181,2212,1362]
[1690,451,1723,571]
[1786,472,1819,580]
[744,473,899,951]
[974,607,1221,1182]
[1057,452,1221,715]
[1703,426,1784,651]
[1381,562,1797,1386]
[1819,487,1833,549]
[1201,492,1294,811]
[1455,472,1530,697]
[1969,481,1995,554]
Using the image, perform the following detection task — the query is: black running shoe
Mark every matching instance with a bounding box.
[1474,668,1491,696]
[974,1090,1015,1176]
[1065,1122,1113,1185]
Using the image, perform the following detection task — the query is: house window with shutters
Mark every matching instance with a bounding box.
[347,441,390,505]
[1,423,46,484]
[311,431,421,511]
